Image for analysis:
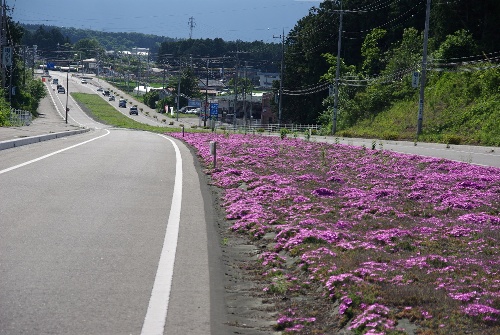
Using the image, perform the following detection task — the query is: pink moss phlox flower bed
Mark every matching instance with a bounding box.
[171,132,500,334]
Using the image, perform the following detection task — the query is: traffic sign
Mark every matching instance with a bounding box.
[209,103,219,116]
[412,71,420,88]
[2,46,12,67]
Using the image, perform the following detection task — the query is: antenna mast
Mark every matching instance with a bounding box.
[188,17,196,39]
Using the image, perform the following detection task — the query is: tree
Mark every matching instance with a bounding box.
[0,94,10,126]
[432,29,477,63]
[143,90,160,109]
[361,28,387,76]
[73,38,105,59]
[21,26,70,57]
[227,77,252,95]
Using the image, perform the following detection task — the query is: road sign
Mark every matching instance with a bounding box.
[412,71,420,88]
[209,103,219,116]
[2,46,12,67]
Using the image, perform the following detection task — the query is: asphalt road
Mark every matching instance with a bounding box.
[0,73,228,334]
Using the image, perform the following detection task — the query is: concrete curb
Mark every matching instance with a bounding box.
[0,128,91,151]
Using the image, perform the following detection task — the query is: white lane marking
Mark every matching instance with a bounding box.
[68,92,104,128]
[0,130,110,175]
[141,135,183,335]
[45,82,66,121]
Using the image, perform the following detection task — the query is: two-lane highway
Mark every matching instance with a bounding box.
[0,72,227,334]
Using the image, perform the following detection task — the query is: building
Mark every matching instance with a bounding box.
[258,72,280,89]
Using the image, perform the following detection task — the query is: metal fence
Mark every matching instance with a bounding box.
[9,108,32,126]
[216,122,321,134]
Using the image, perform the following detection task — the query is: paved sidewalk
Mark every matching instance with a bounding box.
[0,92,88,150]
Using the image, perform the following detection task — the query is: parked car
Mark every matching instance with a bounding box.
[179,105,199,114]
[187,108,201,115]
[119,99,127,108]
[109,95,115,101]
[58,86,65,94]
[129,106,138,115]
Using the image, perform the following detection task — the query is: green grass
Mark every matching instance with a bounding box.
[71,92,183,133]
[342,69,500,146]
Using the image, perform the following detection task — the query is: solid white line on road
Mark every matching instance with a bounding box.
[141,135,183,335]
[0,130,110,175]
[45,82,66,121]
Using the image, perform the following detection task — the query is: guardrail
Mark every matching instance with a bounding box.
[9,109,32,126]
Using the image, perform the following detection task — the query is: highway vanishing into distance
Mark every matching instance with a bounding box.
[1,71,499,335]
[0,72,227,335]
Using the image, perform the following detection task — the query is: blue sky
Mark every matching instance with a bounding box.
[10,0,322,42]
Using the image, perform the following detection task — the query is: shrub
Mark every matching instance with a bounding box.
[444,134,462,145]
[382,132,398,140]
[280,128,289,139]
[339,130,354,138]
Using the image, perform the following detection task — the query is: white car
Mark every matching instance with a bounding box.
[81,79,87,84]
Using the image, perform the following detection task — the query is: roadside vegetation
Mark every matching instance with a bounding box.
[281,1,499,146]
[337,67,500,146]
[173,132,500,335]
[0,16,47,126]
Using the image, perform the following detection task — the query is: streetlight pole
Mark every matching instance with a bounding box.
[204,58,209,128]
[65,59,69,123]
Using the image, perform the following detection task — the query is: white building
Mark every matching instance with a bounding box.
[258,72,280,89]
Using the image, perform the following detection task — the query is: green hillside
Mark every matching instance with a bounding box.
[343,68,500,146]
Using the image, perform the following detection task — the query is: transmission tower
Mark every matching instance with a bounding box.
[188,17,196,39]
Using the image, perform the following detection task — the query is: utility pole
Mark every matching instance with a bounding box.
[1,0,6,96]
[146,49,150,93]
[243,61,247,126]
[176,56,181,121]
[416,0,432,136]
[330,2,364,135]
[162,56,166,89]
[22,45,27,87]
[204,58,209,127]
[331,1,343,135]
[32,45,37,76]
[233,54,238,127]
[273,29,285,128]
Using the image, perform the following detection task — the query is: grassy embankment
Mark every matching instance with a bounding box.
[342,70,500,146]
[71,92,194,132]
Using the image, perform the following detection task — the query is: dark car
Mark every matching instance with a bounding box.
[119,99,127,108]
[57,86,65,94]
[129,106,138,115]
